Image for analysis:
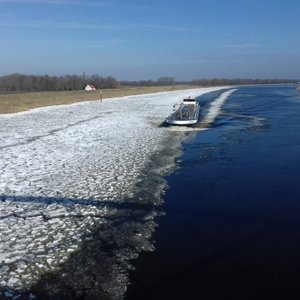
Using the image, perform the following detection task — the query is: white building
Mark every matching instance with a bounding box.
[85,84,96,91]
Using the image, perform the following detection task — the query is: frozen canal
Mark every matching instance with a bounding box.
[0,87,224,298]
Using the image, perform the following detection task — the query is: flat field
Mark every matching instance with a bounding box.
[0,85,197,114]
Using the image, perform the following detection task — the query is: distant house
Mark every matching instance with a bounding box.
[85,84,96,91]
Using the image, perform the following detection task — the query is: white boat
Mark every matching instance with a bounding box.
[165,97,200,125]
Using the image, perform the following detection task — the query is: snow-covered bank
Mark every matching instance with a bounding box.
[0,87,225,298]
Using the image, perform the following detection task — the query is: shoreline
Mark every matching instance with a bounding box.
[0,85,202,115]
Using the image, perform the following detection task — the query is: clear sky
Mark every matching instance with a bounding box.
[1,0,300,80]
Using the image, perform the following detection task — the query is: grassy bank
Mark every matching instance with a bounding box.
[0,85,198,114]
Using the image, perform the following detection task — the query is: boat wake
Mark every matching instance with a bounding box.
[166,89,237,132]
[222,112,265,124]
[197,89,237,128]
[166,126,206,132]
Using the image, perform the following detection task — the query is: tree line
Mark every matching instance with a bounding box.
[0,73,118,92]
[119,77,297,87]
[189,78,296,86]
[120,77,176,87]
[0,73,297,93]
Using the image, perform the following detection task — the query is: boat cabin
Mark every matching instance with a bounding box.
[183,97,197,104]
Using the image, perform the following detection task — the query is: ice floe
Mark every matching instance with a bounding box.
[0,87,226,298]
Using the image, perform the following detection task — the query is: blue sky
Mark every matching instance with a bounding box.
[1,0,300,80]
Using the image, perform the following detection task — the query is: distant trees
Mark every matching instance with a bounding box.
[89,74,119,89]
[120,77,297,88]
[0,73,118,92]
[120,77,176,87]
[156,77,176,85]
[190,78,296,86]
[0,73,297,93]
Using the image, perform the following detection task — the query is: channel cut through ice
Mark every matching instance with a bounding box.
[0,87,224,293]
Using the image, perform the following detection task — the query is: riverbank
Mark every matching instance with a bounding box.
[0,85,199,114]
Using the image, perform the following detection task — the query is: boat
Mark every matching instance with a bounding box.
[165,97,200,125]
[296,82,300,91]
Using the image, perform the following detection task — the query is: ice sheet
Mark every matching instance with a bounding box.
[0,87,225,296]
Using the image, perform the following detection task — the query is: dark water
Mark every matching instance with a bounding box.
[126,85,300,299]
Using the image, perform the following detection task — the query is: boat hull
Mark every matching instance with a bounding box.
[165,118,198,125]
